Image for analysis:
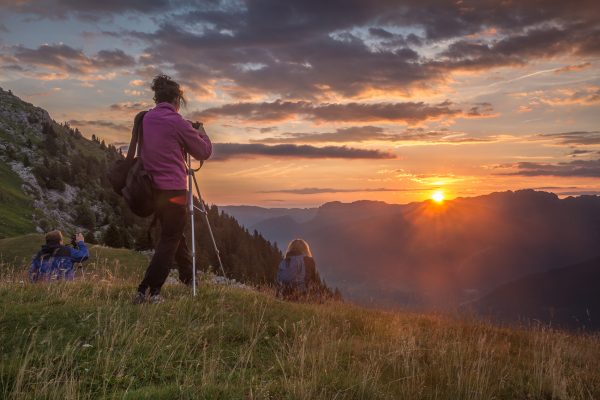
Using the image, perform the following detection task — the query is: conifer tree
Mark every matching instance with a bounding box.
[103,223,123,248]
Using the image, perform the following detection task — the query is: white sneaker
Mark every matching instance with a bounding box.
[149,294,165,304]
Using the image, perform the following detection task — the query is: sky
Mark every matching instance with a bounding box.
[0,0,599,207]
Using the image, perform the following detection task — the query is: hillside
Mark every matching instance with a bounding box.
[0,162,35,237]
[471,256,600,330]
[1,236,599,399]
[0,87,289,287]
[0,86,142,240]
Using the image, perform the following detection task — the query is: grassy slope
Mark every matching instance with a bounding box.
[0,162,35,238]
[0,234,148,280]
[1,235,599,399]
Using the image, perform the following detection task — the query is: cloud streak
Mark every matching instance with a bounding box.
[258,187,412,195]
[195,100,462,123]
[212,143,395,161]
[501,159,600,177]
[3,0,600,101]
[68,119,128,131]
[539,131,600,145]
[252,126,493,144]
[2,44,135,76]
[116,0,600,99]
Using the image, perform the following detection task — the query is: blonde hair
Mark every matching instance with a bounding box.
[45,230,63,244]
[285,239,312,258]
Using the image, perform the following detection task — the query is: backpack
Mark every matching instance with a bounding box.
[107,111,155,217]
[30,248,67,281]
[277,255,306,290]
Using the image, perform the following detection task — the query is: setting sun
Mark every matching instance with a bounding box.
[432,190,445,203]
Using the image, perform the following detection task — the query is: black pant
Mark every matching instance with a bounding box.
[137,190,193,295]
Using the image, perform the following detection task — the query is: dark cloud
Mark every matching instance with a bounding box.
[368,27,394,39]
[243,126,279,133]
[466,102,495,117]
[5,0,599,99]
[569,149,593,157]
[259,187,410,195]
[502,159,600,177]
[5,44,135,74]
[539,131,600,145]
[68,119,128,131]
[134,20,428,98]
[93,49,135,68]
[195,100,460,123]
[439,23,600,73]
[1,64,25,71]
[1,0,171,20]
[251,126,481,144]
[212,143,395,161]
[11,44,87,74]
[112,0,599,98]
[253,126,389,143]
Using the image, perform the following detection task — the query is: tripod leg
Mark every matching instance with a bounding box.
[187,154,197,296]
[191,173,227,279]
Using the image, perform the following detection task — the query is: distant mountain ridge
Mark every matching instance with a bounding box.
[220,205,317,229]
[224,191,600,322]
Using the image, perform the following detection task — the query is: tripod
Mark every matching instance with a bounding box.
[187,153,226,296]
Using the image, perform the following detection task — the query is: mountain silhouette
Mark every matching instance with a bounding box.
[225,190,600,313]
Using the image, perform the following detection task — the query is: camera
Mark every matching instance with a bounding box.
[191,121,203,130]
[70,233,79,248]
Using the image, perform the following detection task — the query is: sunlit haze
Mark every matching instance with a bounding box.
[1,1,599,207]
[431,190,445,203]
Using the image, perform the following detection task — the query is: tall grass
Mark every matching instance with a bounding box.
[1,246,599,399]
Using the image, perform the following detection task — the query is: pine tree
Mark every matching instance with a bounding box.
[103,223,123,248]
[75,203,96,230]
[44,133,58,156]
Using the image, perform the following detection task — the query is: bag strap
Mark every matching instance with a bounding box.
[38,247,61,267]
[126,111,148,161]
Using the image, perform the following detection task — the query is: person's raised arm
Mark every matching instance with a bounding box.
[178,118,212,161]
[69,233,89,262]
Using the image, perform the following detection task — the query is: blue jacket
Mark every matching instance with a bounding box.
[29,241,89,282]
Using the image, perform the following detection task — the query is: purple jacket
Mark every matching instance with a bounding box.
[140,102,212,190]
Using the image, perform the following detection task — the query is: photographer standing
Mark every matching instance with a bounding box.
[134,74,212,304]
[29,231,89,282]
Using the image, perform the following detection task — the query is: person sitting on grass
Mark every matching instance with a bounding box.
[29,231,89,282]
[276,239,319,301]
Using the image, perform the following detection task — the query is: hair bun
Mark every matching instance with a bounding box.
[151,74,186,107]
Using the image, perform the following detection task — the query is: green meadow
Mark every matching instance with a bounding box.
[1,235,599,399]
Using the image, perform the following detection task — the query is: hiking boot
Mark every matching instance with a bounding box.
[132,292,147,305]
[149,294,165,304]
